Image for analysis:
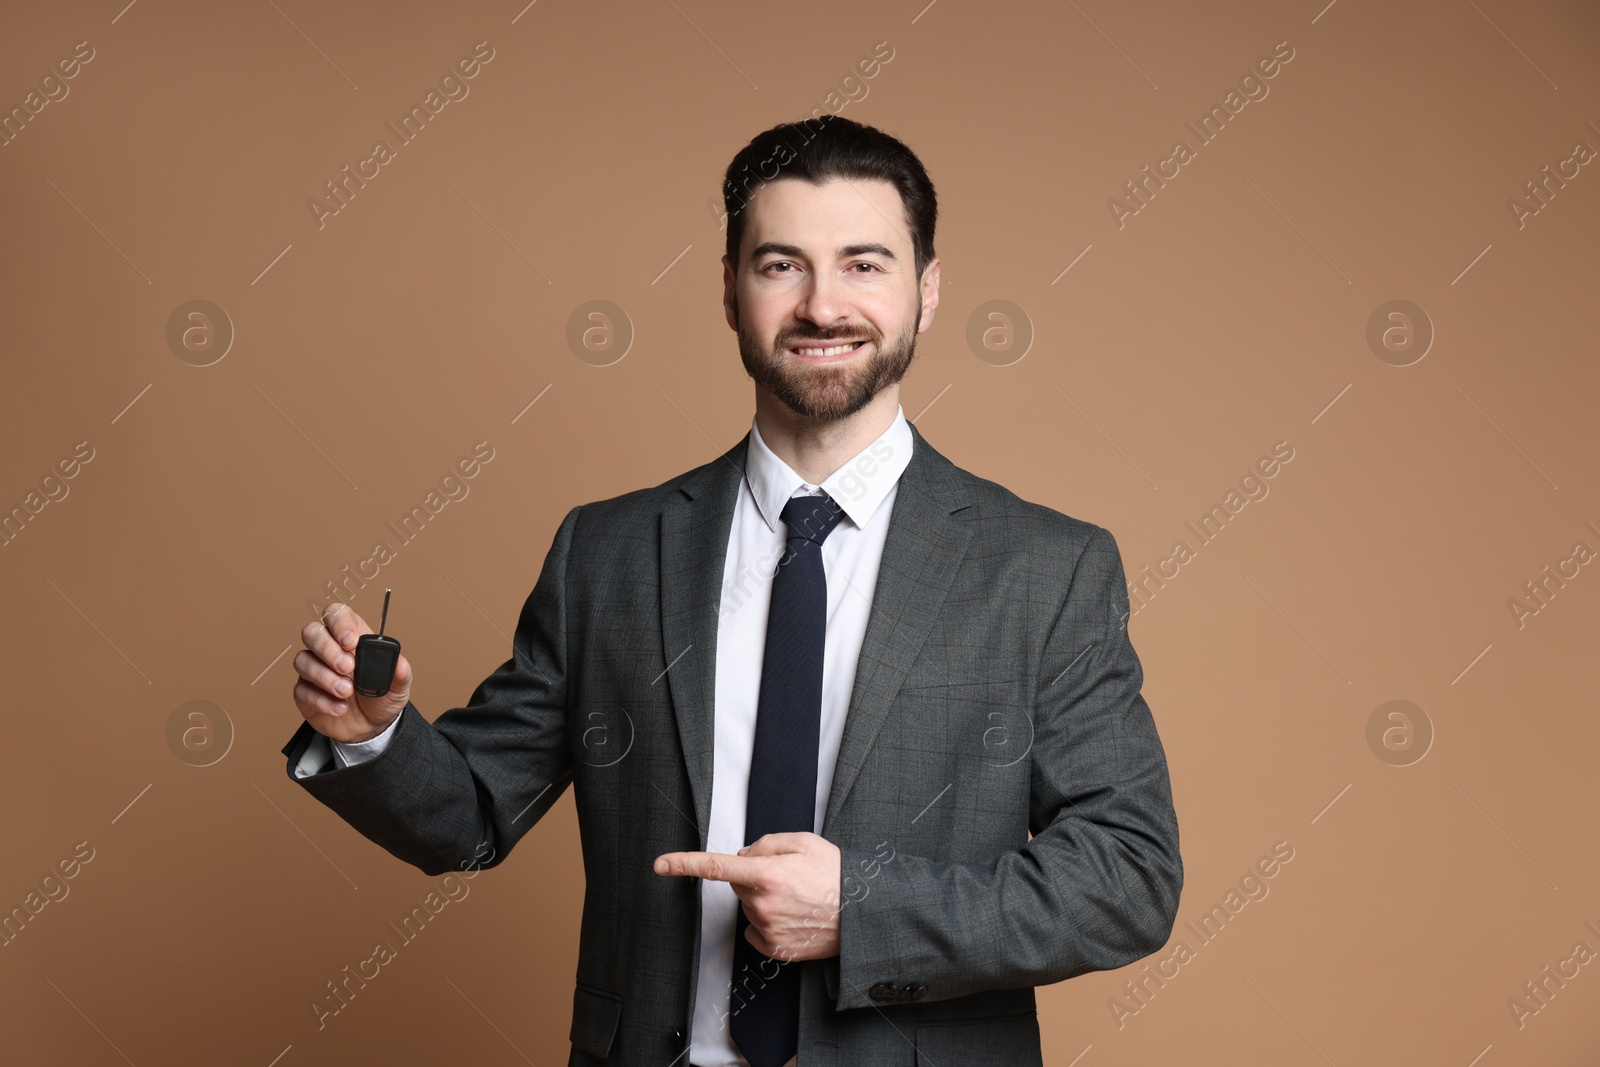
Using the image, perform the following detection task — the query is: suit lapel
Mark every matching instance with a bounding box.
[821,422,973,835]
[659,437,749,848]
[657,422,975,845]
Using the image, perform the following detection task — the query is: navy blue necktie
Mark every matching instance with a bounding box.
[731,491,847,1067]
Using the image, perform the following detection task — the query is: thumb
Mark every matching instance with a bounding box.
[387,650,413,701]
[353,646,411,724]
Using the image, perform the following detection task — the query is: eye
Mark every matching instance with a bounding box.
[763,261,796,274]
[850,262,883,273]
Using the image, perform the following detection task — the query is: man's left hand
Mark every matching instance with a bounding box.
[654,831,841,961]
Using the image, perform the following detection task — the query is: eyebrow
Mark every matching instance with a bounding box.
[750,241,898,262]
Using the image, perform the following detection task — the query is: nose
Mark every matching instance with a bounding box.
[793,269,847,329]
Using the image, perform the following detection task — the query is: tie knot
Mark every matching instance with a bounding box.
[780,491,846,547]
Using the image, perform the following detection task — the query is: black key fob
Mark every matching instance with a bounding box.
[353,588,401,697]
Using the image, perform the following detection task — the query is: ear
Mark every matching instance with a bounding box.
[722,254,739,332]
[917,257,941,333]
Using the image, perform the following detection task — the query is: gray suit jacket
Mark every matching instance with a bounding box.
[282,421,1182,1065]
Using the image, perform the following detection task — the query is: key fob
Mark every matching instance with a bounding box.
[353,588,401,697]
[354,635,400,696]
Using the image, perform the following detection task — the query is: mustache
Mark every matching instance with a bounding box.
[776,328,879,345]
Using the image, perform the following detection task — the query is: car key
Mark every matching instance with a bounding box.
[353,588,402,697]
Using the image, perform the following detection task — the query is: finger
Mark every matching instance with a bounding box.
[301,617,353,675]
[742,832,814,856]
[652,851,758,885]
[305,611,360,674]
[744,923,803,964]
[294,649,354,701]
[294,677,349,720]
[321,601,372,654]
[744,922,776,958]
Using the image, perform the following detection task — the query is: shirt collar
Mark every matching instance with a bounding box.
[745,406,914,533]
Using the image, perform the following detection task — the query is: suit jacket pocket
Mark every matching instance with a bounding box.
[915,1011,1041,1066]
[571,982,622,1058]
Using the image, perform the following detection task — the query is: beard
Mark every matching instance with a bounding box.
[737,300,919,423]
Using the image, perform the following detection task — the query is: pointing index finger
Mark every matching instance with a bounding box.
[653,851,759,885]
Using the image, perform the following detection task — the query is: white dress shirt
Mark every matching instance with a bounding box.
[330,407,915,1067]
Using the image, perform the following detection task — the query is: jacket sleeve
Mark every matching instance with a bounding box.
[278,505,581,877]
[830,524,1183,1009]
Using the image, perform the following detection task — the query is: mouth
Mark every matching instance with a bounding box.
[787,339,870,362]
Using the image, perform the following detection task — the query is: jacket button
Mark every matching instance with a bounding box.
[670,1025,684,1040]
[869,982,901,1000]
[905,984,927,1000]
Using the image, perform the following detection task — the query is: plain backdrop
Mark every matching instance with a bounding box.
[1,0,1597,1063]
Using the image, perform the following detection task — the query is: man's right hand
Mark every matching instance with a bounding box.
[293,602,412,744]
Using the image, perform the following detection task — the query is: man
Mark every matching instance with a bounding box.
[283,115,1182,1066]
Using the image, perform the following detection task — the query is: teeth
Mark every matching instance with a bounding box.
[795,341,863,357]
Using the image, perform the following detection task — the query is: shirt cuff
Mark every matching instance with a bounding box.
[290,732,335,779]
[331,712,402,769]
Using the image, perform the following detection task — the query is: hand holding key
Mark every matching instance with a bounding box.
[294,591,411,744]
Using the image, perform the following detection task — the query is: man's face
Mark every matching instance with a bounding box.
[723,177,939,423]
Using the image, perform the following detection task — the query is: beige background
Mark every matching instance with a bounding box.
[2,0,1597,1063]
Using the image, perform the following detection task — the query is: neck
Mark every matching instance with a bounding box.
[753,385,900,486]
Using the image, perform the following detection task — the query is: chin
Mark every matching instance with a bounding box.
[738,321,915,422]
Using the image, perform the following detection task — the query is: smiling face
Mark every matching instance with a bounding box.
[723,177,939,424]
